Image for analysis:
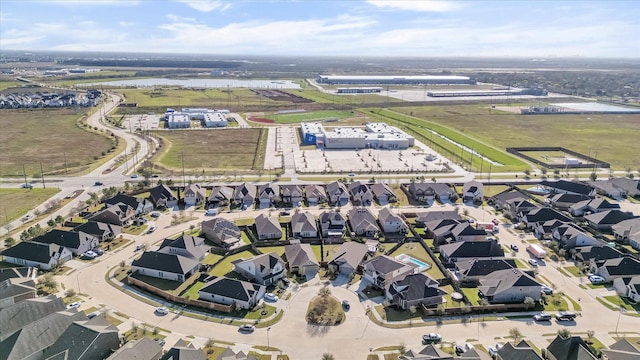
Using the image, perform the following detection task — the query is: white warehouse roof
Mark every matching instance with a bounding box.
[319,75,470,81]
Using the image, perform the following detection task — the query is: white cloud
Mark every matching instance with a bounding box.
[34,0,140,6]
[176,0,230,12]
[119,21,136,28]
[367,0,464,12]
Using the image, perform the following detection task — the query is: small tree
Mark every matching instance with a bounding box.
[509,327,523,344]
[541,167,548,175]
[4,237,15,247]
[65,288,76,298]
[558,328,571,339]
[318,287,331,298]
[586,330,595,344]
[590,172,598,181]
[436,304,445,315]
[399,343,407,355]
[524,296,535,309]
[55,215,64,224]
[321,354,335,360]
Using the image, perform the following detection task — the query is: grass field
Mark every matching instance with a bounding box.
[153,128,263,171]
[0,109,116,176]
[391,104,640,170]
[0,188,60,226]
[269,110,358,124]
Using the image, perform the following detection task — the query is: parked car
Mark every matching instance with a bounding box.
[282,278,290,286]
[555,311,576,321]
[150,211,161,218]
[589,275,606,284]
[66,301,81,309]
[510,244,519,251]
[239,324,255,333]
[94,181,103,186]
[130,174,138,178]
[264,293,279,302]
[489,344,503,356]
[279,211,291,216]
[342,300,350,310]
[82,251,98,259]
[492,219,500,225]
[541,285,553,295]
[87,311,99,319]
[205,208,219,216]
[135,243,145,251]
[21,183,33,189]
[528,259,539,266]
[468,218,475,224]
[155,307,169,315]
[348,173,355,176]
[155,339,166,346]
[422,333,442,344]
[92,248,104,256]
[23,214,34,221]
[534,313,552,321]
[455,345,466,355]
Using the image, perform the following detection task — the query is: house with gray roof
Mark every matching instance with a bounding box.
[201,218,242,248]
[439,239,504,264]
[104,193,153,214]
[387,273,446,310]
[32,229,99,256]
[257,183,280,209]
[596,257,640,282]
[370,183,397,205]
[478,268,541,303]
[540,180,596,196]
[254,214,282,240]
[131,251,200,282]
[284,240,319,277]
[548,193,592,211]
[572,245,623,265]
[505,199,538,220]
[160,339,207,360]
[400,344,453,359]
[233,183,256,209]
[433,222,486,245]
[612,218,640,242]
[455,259,517,284]
[327,242,369,275]
[280,185,304,206]
[348,181,374,206]
[363,255,417,289]
[378,207,408,234]
[613,275,640,303]
[319,209,347,238]
[0,296,65,341]
[533,219,567,240]
[552,223,603,249]
[326,181,349,206]
[407,183,452,204]
[0,277,36,309]
[305,184,327,205]
[42,317,120,360]
[73,221,122,242]
[601,337,640,360]
[290,212,318,238]
[496,340,543,360]
[88,202,136,227]
[520,207,572,229]
[589,178,640,198]
[207,185,234,208]
[233,253,286,286]
[414,210,461,228]
[489,189,529,210]
[219,348,258,360]
[463,181,484,203]
[547,335,597,360]
[347,207,380,237]
[107,337,163,360]
[148,184,178,209]
[183,183,206,206]
[570,197,620,217]
[584,210,638,231]
[158,234,209,261]
[2,242,72,270]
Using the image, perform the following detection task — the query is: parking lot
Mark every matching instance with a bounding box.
[122,114,161,131]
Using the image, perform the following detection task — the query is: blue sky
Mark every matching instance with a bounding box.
[1,0,639,58]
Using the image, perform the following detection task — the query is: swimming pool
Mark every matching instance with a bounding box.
[395,254,432,272]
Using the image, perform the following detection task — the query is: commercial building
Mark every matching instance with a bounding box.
[336,87,382,94]
[300,122,414,150]
[164,108,229,128]
[317,75,475,85]
[166,112,191,129]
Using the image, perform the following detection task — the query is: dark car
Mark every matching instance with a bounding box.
[280,211,291,216]
[510,244,519,251]
[455,345,465,355]
[94,181,104,186]
[342,300,350,310]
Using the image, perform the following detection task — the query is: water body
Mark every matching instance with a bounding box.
[83,78,301,89]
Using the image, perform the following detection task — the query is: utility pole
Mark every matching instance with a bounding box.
[22,164,28,186]
[40,162,46,189]
[181,151,186,186]
[63,152,68,176]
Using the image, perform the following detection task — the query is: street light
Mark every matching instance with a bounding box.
[615,306,627,336]
[266,327,271,349]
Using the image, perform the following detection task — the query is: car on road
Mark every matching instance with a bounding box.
[468,218,475,224]
[67,301,81,309]
[264,293,278,302]
[152,175,159,178]
[135,243,145,252]
[342,300,350,310]
[23,214,34,221]
[94,181,103,186]
[155,307,169,315]
[279,211,291,216]
[589,275,606,284]
[150,211,161,218]
[510,244,519,251]
[541,285,553,295]
[92,248,104,256]
[82,251,98,259]
[205,208,219,216]
[533,313,552,321]
[239,324,255,333]
[348,173,355,176]
[87,311,99,319]
[422,333,442,344]
[130,174,138,178]
[492,219,500,225]
[21,183,33,189]
[528,259,539,267]
[147,222,157,233]
[555,311,576,321]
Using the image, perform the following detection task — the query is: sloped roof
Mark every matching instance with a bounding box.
[364,255,410,274]
[601,338,640,360]
[184,183,206,199]
[208,186,234,202]
[327,242,368,269]
[478,269,541,297]
[42,318,119,360]
[158,235,208,260]
[573,246,623,262]
[326,181,348,195]
[1,241,63,264]
[547,335,597,360]
[400,344,453,359]
[148,184,178,204]
[254,214,282,238]
[73,221,122,238]
[132,251,199,275]
[585,210,637,226]
[540,180,595,195]
[199,277,264,302]
[599,257,640,276]
[347,207,380,233]
[378,207,405,227]
[202,218,241,243]
[234,183,256,201]
[291,212,318,234]
[104,193,147,210]
[0,278,36,302]
[0,267,36,283]
[523,208,572,224]
[0,296,65,341]
[370,183,396,199]
[491,190,528,205]
[284,241,319,268]
[33,229,94,250]
[107,336,162,360]
[160,338,207,360]
[258,183,280,199]
[234,252,285,278]
[460,348,492,360]
[550,193,592,205]
[496,341,543,360]
[304,184,326,199]
[415,211,461,224]
[456,259,517,278]
[440,240,504,259]
[389,273,445,303]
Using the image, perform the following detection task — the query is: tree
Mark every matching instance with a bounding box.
[399,343,407,355]
[55,215,64,224]
[509,327,523,344]
[321,354,335,360]
[541,167,548,175]
[524,297,535,308]
[4,237,15,247]
[318,287,331,298]
[586,330,595,344]
[590,172,598,181]
[557,328,571,339]
[65,288,76,298]
[47,219,56,227]
[524,169,531,176]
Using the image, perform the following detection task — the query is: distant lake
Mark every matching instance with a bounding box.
[83,78,301,89]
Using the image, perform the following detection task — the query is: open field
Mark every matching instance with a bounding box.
[153,128,264,171]
[0,80,23,90]
[0,109,117,176]
[269,110,358,124]
[392,104,640,170]
[0,188,61,226]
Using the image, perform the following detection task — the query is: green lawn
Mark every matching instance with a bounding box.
[257,246,286,257]
[270,110,356,124]
[563,266,585,277]
[202,253,223,265]
[461,287,481,306]
[183,281,206,300]
[235,218,255,226]
[603,295,640,313]
[0,188,60,226]
[209,251,254,277]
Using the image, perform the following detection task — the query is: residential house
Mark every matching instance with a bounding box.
[612,218,640,241]
[478,268,542,303]
[257,183,280,209]
[31,229,99,256]
[254,214,282,241]
[548,193,592,211]
[104,193,153,214]
[347,207,380,237]
[455,259,517,284]
[1,296,65,341]
[73,221,122,242]
[183,183,206,206]
[552,223,601,250]
[589,178,640,198]
[363,255,416,289]
[533,219,566,240]
[540,180,596,196]
[378,206,408,234]
[370,183,397,205]
[349,181,374,206]
[613,275,640,303]
[219,348,259,360]
[387,273,447,310]
[505,199,538,220]
[546,335,597,360]
[233,253,286,286]
[42,317,120,360]
[400,344,454,360]
[427,219,467,241]
[319,210,347,238]
[327,242,369,275]
[290,212,318,238]
[280,185,304,206]
[207,186,234,208]
[596,257,640,282]
[284,239,319,277]
[88,202,136,227]
[0,278,36,309]
[199,277,265,310]
[304,184,327,205]
[414,210,460,228]
[439,239,504,264]
[463,181,484,203]
[201,218,242,248]
[158,234,209,261]
[1,242,72,270]
[148,184,178,209]
[572,245,623,266]
[601,338,640,360]
[131,251,200,282]
[160,339,207,360]
[326,181,350,206]
[489,190,529,210]
[520,208,572,229]
[496,340,543,360]
[584,210,638,231]
[433,222,486,244]
[407,183,453,204]
[107,336,163,360]
[233,183,256,209]
[569,198,620,217]
[459,348,492,360]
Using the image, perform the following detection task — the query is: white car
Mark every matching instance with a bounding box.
[205,208,219,216]
[82,251,98,259]
[147,222,157,233]
[422,333,442,344]
[589,275,606,284]
[66,301,81,309]
[264,293,279,302]
[155,307,169,315]
[528,259,539,266]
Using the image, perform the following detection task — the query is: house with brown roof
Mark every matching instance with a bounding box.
[284,239,319,277]
[463,181,484,203]
[183,183,206,206]
[414,210,461,228]
[201,218,241,248]
[347,207,380,237]
[327,242,368,275]
[290,212,318,238]
[407,183,452,204]
[280,185,304,206]
[362,255,416,289]
[254,214,282,240]
[305,184,327,205]
[207,185,234,208]
[233,183,256,209]
[158,234,209,261]
[88,202,136,227]
[370,183,397,205]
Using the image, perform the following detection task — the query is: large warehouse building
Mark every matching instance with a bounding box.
[165,108,229,128]
[317,75,475,85]
[300,122,415,150]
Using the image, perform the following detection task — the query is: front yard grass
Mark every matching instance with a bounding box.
[208,250,254,277]
[183,281,206,300]
[124,224,148,235]
[130,273,181,292]
[563,266,585,277]
[603,295,640,313]
[202,253,223,265]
